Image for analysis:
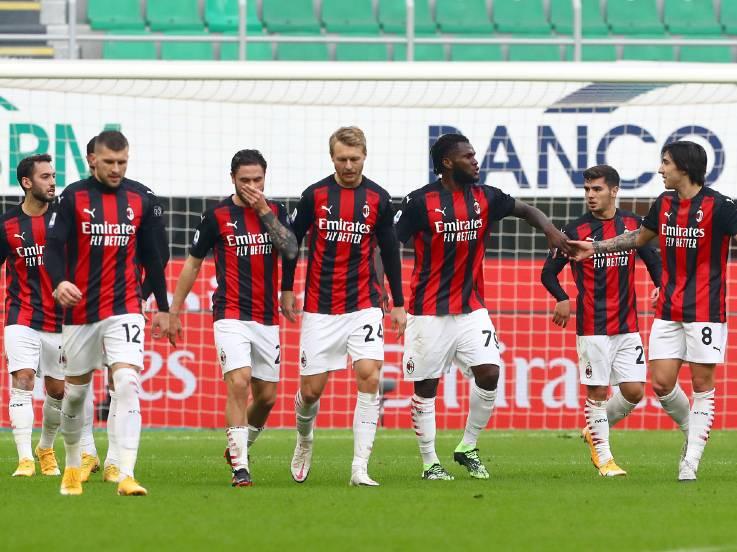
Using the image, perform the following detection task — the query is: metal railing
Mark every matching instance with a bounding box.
[0,0,736,62]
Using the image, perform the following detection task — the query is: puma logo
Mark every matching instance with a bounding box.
[434,207,446,217]
[13,233,25,242]
[226,221,238,229]
[664,211,671,221]
[83,208,96,218]
[321,205,333,215]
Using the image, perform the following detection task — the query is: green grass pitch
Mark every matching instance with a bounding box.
[2,429,736,551]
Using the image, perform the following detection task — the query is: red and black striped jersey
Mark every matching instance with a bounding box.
[541,210,662,336]
[190,197,290,325]
[0,204,62,332]
[282,175,403,315]
[642,187,737,323]
[45,176,168,325]
[395,180,515,316]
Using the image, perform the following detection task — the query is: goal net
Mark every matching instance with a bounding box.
[0,60,735,430]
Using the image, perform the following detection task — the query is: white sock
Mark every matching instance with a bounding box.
[38,395,63,449]
[411,394,439,466]
[104,390,119,468]
[658,385,690,434]
[460,383,497,449]
[247,425,263,448]
[113,369,142,479]
[295,390,318,442]
[61,382,90,468]
[80,388,98,457]
[226,426,249,471]
[685,388,715,467]
[9,388,34,460]
[352,391,380,470]
[584,398,612,465]
[606,392,638,427]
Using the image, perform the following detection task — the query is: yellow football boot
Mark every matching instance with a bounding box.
[35,445,61,476]
[581,427,601,469]
[117,476,147,496]
[80,453,100,482]
[103,464,121,483]
[598,459,627,477]
[12,458,35,477]
[60,467,83,495]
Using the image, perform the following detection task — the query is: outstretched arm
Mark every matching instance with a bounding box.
[568,226,657,262]
[512,200,572,257]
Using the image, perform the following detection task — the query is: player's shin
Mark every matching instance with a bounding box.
[411,394,439,466]
[39,395,63,449]
[113,368,142,479]
[584,398,612,465]
[247,425,263,447]
[606,392,638,427]
[352,391,380,470]
[226,426,249,471]
[61,382,90,468]
[685,388,715,468]
[104,389,119,468]
[295,389,319,442]
[459,382,497,451]
[658,385,690,435]
[80,389,98,458]
[9,388,34,461]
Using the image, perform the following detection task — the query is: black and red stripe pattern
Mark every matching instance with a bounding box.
[0,205,62,332]
[191,197,289,325]
[396,180,515,316]
[643,187,737,323]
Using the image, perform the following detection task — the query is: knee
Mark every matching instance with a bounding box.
[360,372,380,393]
[622,386,644,404]
[112,368,140,400]
[47,388,64,401]
[12,370,35,391]
[256,388,277,411]
[691,374,713,393]
[300,388,322,405]
[414,379,438,399]
[474,365,500,391]
[227,373,251,398]
[651,379,674,398]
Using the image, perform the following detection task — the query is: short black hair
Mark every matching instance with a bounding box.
[86,136,97,155]
[583,165,620,188]
[96,130,128,152]
[430,133,469,175]
[661,141,706,186]
[16,154,52,186]
[231,149,267,174]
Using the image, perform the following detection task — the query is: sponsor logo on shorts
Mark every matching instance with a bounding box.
[406,358,415,375]
[585,362,592,379]
[219,349,227,367]
[300,351,307,368]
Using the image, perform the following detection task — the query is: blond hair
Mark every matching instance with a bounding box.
[329,126,367,156]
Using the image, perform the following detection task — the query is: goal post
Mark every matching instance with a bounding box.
[0,60,735,430]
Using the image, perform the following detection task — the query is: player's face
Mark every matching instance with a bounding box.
[92,145,128,188]
[658,151,685,190]
[584,177,616,215]
[449,142,480,186]
[331,142,365,187]
[232,163,265,202]
[24,161,56,204]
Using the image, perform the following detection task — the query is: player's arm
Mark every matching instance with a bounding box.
[280,192,313,322]
[241,186,298,259]
[137,196,170,341]
[45,195,83,307]
[540,248,571,328]
[375,196,406,336]
[0,229,9,267]
[141,194,170,300]
[569,226,657,262]
[511,199,572,257]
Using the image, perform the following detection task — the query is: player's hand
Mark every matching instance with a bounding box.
[151,311,169,339]
[141,300,149,321]
[242,184,270,215]
[546,228,573,258]
[381,293,390,314]
[390,306,407,337]
[650,287,660,309]
[53,281,83,307]
[280,291,298,323]
[167,312,183,347]
[552,300,571,328]
[566,240,595,262]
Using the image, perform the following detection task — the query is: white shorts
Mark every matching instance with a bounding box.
[402,309,501,381]
[4,325,64,380]
[213,319,280,382]
[576,332,646,386]
[62,313,146,377]
[299,307,384,376]
[649,318,728,364]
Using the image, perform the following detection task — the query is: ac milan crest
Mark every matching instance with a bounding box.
[300,351,307,368]
[406,358,415,374]
[585,362,592,379]
[362,202,370,219]
[219,349,227,367]
[473,200,481,215]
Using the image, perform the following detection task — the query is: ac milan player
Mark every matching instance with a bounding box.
[167,149,297,487]
[541,165,661,477]
[569,141,737,481]
[45,130,170,496]
[280,126,406,487]
[2,155,64,478]
[395,133,571,480]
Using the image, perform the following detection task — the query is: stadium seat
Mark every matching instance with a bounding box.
[205,0,263,33]
[550,0,609,35]
[335,42,390,61]
[220,33,273,60]
[679,40,733,63]
[621,34,675,61]
[450,40,503,61]
[379,0,436,34]
[160,32,215,60]
[720,1,737,34]
[88,0,145,31]
[102,31,157,60]
[664,0,723,35]
[147,0,204,32]
[276,41,330,61]
[393,39,446,61]
[607,0,664,34]
[508,35,562,61]
[435,0,494,34]
[564,44,618,61]
[262,0,322,34]
[493,0,551,34]
[322,0,380,34]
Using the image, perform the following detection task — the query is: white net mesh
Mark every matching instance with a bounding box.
[0,66,735,430]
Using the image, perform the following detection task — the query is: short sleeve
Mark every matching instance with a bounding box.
[485,186,516,222]
[715,196,737,237]
[642,196,661,233]
[189,211,219,259]
[394,192,425,243]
